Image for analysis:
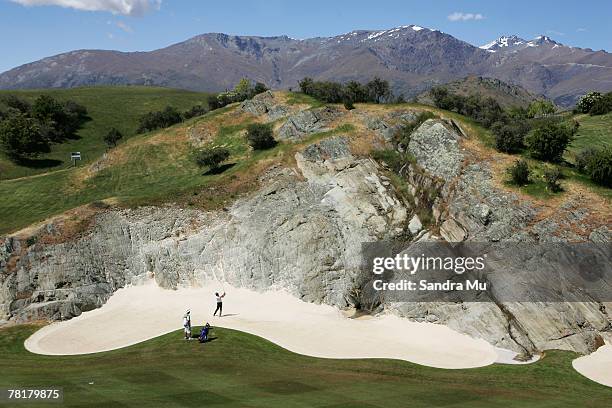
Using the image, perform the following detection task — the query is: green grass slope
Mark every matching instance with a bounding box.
[0,92,610,236]
[0,86,210,180]
[0,325,610,407]
[569,112,612,155]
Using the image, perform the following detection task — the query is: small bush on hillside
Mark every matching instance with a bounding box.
[525,122,575,162]
[507,160,531,185]
[583,148,612,187]
[343,99,355,110]
[195,146,230,170]
[246,123,276,150]
[491,121,530,153]
[103,127,123,147]
[183,104,209,120]
[137,106,183,133]
[588,92,612,116]
[371,149,414,174]
[208,79,270,111]
[576,91,603,114]
[575,148,598,173]
[543,166,563,192]
[298,77,392,104]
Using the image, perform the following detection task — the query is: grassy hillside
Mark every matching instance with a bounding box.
[568,112,612,155]
[0,91,609,236]
[0,86,210,180]
[1,325,610,407]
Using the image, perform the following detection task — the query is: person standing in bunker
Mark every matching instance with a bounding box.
[183,310,192,340]
[213,292,226,317]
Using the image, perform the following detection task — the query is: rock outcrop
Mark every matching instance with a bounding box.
[1,136,407,324]
[1,108,609,357]
[277,107,341,141]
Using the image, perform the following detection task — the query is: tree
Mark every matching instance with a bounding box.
[366,77,391,104]
[588,92,612,116]
[103,128,123,148]
[491,121,529,153]
[344,81,368,103]
[246,123,276,150]
[234,78,252,98]
[195,147,230,171]
[1,95,31,113]
[0,113,49,161]
[253,82,268,96]
[525,122,574,162]
[507,160,530,185]
[576,91,603,113]
[527,100,555,118]
[298,77,315,94]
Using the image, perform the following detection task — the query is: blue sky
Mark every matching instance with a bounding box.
[1,0,610,73]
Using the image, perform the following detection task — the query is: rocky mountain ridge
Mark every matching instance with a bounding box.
[1,25,610,106]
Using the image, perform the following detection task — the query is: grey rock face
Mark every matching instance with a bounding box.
[240,91,289,121]
[1,114,608,356]
[0,136,407,323]
[407,120,464,181]
[277,107,340,141]
[393,118,610,354]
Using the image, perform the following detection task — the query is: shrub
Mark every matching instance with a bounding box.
[246,123,276,150]
[298,77,392,104]
[343,99,355,110]
[527,100,555,118]
[103,127,123,147]
[183,104,208,120]
[543,166,563,192]
[491,121,529,153]
[371,149,415,174]
[575,148,598,173]
[583,148,612,187]
[195,146,230,170]
[137,106,183,133]
[507,160,531,185]
[576,91,603,113]
[525,122,574,162]
[588,92,612,116]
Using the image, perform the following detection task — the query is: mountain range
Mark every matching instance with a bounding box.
[1,25,610,106]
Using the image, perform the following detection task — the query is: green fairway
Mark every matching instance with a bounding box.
[0,86,210,180]
[0,325,610,407]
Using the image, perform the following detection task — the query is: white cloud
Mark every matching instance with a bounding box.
[115,21,133,32]
[447,12,484,22]
[10,0,161,16]
[576,28,587,32]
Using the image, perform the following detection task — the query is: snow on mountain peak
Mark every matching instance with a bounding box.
[479,35,525,51]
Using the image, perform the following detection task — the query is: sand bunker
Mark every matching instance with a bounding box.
[573,343,612,387]
[27,280,532,369]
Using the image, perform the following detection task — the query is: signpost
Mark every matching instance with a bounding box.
[71,152,81,167]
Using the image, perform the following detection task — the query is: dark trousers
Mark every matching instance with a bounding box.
[214,302,222,316]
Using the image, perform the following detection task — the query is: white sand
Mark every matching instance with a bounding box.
[26,280,527,369]
[573,343,612,387]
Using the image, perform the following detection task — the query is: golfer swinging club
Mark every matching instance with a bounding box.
[183,310,192,340]
[213,291,226,317]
